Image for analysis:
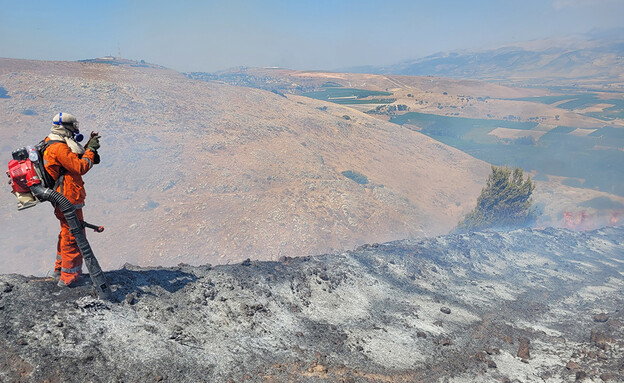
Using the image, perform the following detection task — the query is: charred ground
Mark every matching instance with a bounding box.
[1,227,623,382]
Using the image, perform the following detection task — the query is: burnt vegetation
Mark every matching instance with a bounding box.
[1,227,622,382]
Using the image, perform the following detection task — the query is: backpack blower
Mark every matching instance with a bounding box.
[6,143,112,300]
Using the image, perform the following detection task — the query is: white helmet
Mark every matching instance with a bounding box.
[52,112,79,131]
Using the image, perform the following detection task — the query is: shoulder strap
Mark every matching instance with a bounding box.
[53,172,66,194]
[37,139,66,156]
[42,139,66,149]
[44,139,68,176]
[39,139,68,190]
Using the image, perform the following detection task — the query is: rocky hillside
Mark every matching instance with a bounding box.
[1,227,622,382]
[0,58,491,275]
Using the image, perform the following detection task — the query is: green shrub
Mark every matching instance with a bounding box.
[456,166,535,232]
[342,170,368,185]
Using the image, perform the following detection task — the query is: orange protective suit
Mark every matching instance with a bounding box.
[44,140,96,285]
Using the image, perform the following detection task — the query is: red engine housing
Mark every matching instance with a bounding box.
[7,159,41,193]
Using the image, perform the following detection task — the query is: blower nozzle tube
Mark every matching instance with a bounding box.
[30,183,112,300]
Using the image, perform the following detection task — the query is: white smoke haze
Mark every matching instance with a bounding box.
[1,2,623,72]
[0,3,623,278]
[552,0,620,10]
[1,5,623,382]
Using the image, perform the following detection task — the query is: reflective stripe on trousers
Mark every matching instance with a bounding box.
[54,206,84,285]
[61,265,82,273]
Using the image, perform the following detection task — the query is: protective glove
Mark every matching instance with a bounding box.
[85,134,101,152]
[93,150,101,164]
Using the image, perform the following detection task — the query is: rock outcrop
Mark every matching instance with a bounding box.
[1,227,623,382]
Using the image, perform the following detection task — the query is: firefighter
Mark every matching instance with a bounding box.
[43,113,101,287]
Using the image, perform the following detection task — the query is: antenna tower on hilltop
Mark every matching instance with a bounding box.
[117,43,121,60]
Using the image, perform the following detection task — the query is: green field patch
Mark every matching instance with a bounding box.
[607,109,624,119]
[463,127,501,145]
[588,126,624,149]
[303,88,392,102]
[547,126,577,134]
[554,95,624,121]
[504,95,582,104]
[592,100,624,120]
[589,126,624,139]
[390,112,537,139]
[559,97,596,109]
[556,94,603,110]
[321,82,343,88]
[331,98,396,105]
[389,112,624,196]
[505,93,624,121]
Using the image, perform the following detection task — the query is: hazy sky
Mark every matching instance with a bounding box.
[1,0,623,72]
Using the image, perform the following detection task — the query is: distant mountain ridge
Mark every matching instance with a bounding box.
[347,33,624,89]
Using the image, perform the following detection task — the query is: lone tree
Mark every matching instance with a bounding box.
[456,166,536,232]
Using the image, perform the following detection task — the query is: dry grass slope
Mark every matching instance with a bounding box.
[0,58,491,275]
